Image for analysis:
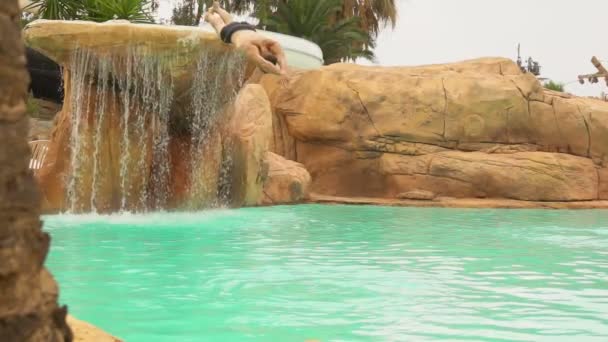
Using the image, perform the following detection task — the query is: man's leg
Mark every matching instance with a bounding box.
[212,1,233,24]
[204,10,225,34]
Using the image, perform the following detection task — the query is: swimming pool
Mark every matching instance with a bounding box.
[44,205,608,341]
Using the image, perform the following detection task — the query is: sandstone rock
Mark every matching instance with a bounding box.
[25,20,224,73]
[262,152,311,205]
[380,151,598,201]
[295,142,387,197]
[310,193,608,209]
[275,58,608,161]
[271,58,608,202]
[227,84,273,206]
[258,73,297,161]
[397,190,435,201]
[68,316,121,342]
[37,70,156,213]
[276,58,533,146]
[24,20,255,96]
[27,19,258,213]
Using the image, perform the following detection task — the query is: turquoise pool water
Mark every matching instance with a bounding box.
[44,205,608,341]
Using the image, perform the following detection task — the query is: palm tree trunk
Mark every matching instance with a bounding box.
[0,1,72,341]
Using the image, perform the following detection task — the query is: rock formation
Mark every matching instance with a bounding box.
[264,58,608,203]
[67,316,120,342]
[0,1,71,340]
[25,18,608,210]
[25,20,256,213]
[227,84,274,206]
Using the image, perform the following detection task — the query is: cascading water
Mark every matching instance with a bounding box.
[66,45,246,213]
[187,49,245,208]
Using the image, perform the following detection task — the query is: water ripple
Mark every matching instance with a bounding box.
[43,205,608,341]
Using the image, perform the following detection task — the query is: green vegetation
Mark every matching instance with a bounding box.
[543,80,565,92]
[26,93,40,117]
[25,0,155,23]
[171,0,203,26]
[26,0,81,20]
[85,0,154,23]
[264,0,375,64]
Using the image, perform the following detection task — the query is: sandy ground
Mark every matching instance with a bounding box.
[68,316,122,342]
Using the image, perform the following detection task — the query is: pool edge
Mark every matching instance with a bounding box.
[308,193,608,210]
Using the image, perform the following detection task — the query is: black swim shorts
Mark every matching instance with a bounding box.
[220,22,256,44]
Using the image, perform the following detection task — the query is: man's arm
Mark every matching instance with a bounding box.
[244,43,284,75]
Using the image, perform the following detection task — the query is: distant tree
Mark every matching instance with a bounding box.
[543,80,565,92]
[171,0,213,26]
[171,0,197,26]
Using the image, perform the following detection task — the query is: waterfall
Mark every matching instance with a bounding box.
[65,45,246,213]
[187,49,246,208]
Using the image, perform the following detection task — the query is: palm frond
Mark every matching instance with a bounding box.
[267,0,376,64]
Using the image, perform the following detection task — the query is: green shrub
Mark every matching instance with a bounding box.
[543,80,564,92]
[26,0,154,23]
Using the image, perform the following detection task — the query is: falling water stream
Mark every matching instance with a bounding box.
[66,46,246,213]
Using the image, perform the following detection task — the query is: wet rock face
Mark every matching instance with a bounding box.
[26,20,260,213]
[270,58,608,201]
[0,1,71,341]
[227,84,274,207]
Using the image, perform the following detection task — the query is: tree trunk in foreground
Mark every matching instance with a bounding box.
[0,1,72,341]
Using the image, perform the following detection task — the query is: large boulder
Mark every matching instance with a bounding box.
[262,152,311,205]
[270,58,608,202]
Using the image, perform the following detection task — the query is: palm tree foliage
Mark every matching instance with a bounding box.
[265,0,376,64]
[25,0,80,20]
[25,0,155,23]
[543,80,565,92]
[220,0,397,39]
[84,0,154,23]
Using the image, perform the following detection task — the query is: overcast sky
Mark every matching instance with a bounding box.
[159,0,607,97]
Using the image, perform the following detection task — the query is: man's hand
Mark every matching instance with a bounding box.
[243,39,288,75]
